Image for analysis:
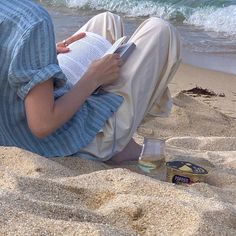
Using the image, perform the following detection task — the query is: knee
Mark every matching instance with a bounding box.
[144,18,180,47]
[95,11,120,20]
[146,17,171,36]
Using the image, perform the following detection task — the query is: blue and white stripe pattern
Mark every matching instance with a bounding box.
[0,0,123,157]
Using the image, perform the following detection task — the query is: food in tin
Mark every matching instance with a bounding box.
[166,161,208,184]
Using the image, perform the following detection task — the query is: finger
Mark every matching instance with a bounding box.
[113,53,120,59]
[112,54,122,67]
[57,46,70,54]
[56,42,66,48]
[66,32,86,45]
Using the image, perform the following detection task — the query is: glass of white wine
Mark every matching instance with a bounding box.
[138,138,166,173]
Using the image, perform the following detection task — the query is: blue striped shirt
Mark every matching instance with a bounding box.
[0,0,123,157]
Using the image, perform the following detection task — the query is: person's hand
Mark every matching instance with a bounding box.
[56,32,86,54]
[86,54,122,87]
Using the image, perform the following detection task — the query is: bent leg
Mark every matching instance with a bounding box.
[79,17,181,161]
[74,11,124,43]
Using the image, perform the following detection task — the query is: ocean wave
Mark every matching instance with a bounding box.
[42,0,236,36]
[186,5,236,36]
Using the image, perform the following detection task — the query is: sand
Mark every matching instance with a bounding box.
[170,63,236,119]
[0,63,236,235]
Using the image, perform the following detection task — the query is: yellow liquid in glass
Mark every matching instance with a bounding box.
[138,155,165,173]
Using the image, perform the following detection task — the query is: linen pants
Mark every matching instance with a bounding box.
[74,12,181,161]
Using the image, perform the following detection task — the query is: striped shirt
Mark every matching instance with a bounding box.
[0,0,123,157]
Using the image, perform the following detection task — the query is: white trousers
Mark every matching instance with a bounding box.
[74,12,181,161]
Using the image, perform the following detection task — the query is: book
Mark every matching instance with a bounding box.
[57,32,136,85]
[114,42,136,63]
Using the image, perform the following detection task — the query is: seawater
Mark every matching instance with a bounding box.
[37,0,236,73]
[39,0,236,37]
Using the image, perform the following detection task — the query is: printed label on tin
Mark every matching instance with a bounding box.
[172,175,192,184]
[166,161,208,174]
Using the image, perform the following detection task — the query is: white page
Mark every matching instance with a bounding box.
[57,32,112,85]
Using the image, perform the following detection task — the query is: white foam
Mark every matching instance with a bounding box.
[186,5,236,36]
[66,0,167,17]
[52,0,236,36]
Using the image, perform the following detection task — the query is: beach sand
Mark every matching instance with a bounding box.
[1,62,236,235]
[2,3,236,235]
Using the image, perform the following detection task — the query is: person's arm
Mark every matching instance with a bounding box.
[25,54,122,138]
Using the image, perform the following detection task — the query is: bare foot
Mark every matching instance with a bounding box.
[107,138,142,164]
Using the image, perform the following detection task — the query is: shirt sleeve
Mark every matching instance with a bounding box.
[8,18,67,100]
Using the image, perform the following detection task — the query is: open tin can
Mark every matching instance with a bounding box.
[166,161,208,185]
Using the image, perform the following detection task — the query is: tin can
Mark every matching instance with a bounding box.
[166,161,208,184]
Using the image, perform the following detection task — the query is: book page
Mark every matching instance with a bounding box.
[57,32,112,85]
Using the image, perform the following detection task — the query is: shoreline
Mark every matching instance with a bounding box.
[181,48,236,75]
[45,4,236,75]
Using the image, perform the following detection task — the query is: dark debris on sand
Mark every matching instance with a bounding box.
[182,86,225,98]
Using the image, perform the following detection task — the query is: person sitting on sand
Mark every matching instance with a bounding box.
[0,0,181,163]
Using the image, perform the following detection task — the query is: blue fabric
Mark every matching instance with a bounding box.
[0,0,123,157]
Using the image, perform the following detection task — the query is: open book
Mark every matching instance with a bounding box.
[57,32,136,85]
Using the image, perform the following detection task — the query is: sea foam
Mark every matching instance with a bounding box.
[47,0,236,36]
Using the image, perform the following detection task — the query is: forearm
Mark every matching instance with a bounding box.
[51,72,98,130]
[25,71,98,138]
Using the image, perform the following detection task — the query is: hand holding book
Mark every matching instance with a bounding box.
[85,53,122,87]
[57,32,136,85]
